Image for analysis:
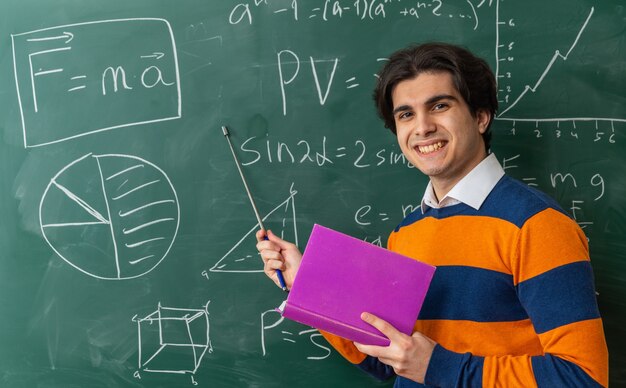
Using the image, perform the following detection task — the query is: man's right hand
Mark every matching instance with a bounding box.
[256,230,302,290]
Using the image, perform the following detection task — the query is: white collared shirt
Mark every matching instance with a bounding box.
[420,153,505,213]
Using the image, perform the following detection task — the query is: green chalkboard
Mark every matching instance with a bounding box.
[1,0,624,386]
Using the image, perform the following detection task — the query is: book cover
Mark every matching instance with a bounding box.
[278,224,436,346]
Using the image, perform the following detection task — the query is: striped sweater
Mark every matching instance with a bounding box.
[321,175,608,387]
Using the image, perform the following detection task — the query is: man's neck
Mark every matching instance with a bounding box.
[430,180,454,203]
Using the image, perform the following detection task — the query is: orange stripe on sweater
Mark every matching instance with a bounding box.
[414,319,543,357]
[389,208,590,285]
[537,318,608,387]
[389,216,519,274]
[480,319,609,387]
[514,208,589,284]
[482,354,538,388]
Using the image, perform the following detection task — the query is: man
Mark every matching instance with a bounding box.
[256,42,608,387]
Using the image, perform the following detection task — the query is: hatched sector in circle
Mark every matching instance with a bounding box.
[39,153,180,280]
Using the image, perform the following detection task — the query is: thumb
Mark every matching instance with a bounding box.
[255,229,268,242]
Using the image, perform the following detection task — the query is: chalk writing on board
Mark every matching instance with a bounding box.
[210,185,298,273]
[502,154,601,231]
[364,235,384,247]
[503,120,620,144]
[230,0,485,25]
[133,302,212,383]
[11,18,182,148]
[354,202,420,227]
[240,136,414,168]
[277,50,339,115]
[261,309,332,360]
[39,153,180,280]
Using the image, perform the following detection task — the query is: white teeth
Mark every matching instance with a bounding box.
[418,141,444,154]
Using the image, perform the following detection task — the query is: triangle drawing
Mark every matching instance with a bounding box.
[210,187,298,273]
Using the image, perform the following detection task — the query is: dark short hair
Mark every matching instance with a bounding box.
[373,42,498,151]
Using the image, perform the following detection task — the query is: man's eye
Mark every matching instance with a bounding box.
[398,111,413,119]
[433,103,448,111]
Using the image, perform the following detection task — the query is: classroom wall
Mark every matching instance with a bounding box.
[0,0,624,386]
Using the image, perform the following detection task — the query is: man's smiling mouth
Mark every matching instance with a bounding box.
[417,141,445,154]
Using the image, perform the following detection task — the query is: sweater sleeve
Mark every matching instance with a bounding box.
[425,208,608,388]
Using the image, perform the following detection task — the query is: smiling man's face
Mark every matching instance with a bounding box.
[392,71,491,199]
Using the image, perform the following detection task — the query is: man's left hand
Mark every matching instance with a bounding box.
[354,312,436,384]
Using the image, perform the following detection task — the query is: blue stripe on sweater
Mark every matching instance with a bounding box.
[357,355,395,381]
[419,266,528,322]
[532,354,603,387]
[424,345,484,388]
[395,176,570,232]
[517,261,600,334]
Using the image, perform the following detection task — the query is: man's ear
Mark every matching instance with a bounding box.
[476,109,491,134]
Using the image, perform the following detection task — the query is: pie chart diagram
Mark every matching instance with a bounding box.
[39,153,180,280]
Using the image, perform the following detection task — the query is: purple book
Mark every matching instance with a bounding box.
[277,224,436,346]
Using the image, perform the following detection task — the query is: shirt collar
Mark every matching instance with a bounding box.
[420,153,505,213]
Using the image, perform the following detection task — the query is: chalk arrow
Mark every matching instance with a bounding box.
[140,52,165,60]
[27,31,74,44]
[62,32,74,43]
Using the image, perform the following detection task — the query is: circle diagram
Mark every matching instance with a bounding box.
[39,153,180,280]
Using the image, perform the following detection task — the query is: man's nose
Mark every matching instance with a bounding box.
[413,113,437,137]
